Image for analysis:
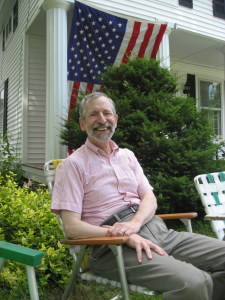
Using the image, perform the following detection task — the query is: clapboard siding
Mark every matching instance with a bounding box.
[85,0,225,40]
[26,34,46,164]
[0,0,42,160]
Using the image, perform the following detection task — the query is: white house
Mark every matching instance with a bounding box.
[0,0,225,183]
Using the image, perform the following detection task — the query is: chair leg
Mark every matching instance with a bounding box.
[25,265,40,300]
[180,218,193,232]
[62,245,89,300]
[109,245,130,300]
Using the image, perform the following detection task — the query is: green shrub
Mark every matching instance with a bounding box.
[0,133,23,186]
[0,173,72,299]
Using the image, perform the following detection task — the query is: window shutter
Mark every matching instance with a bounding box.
[213,0,225,19]
[179,0,193,8]
[3,79,8,135]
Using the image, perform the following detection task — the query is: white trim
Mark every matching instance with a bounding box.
[197,77,224,139]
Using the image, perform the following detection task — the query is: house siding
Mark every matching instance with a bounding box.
[85,0,225,41]
[27,34,46,164]
[0,0,41,159]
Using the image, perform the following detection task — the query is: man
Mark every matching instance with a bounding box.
[52,92,225,300]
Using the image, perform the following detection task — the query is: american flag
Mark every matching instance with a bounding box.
[67,1,167,110]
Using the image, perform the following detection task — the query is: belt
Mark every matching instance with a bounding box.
[102,205,139,226]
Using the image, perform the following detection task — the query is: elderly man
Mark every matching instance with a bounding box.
[51,92,225,300]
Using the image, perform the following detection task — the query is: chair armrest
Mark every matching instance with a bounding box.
[156,212,198,220]
[61,236,130,246]
[204,214,225,221]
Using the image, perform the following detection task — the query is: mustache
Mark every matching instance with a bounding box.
[92,123,113,130]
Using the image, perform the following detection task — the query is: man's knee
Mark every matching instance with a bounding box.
[164,270,213,300]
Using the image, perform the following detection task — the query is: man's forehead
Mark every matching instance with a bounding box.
[86,97,112,110]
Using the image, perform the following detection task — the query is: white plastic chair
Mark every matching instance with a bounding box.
[44,159,197,300]
[194,172,225,240]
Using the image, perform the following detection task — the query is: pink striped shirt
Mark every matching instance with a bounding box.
[51,139,153,226]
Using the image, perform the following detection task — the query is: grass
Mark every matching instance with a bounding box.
[42,219,216,300]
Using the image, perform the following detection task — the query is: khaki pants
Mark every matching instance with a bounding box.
[89,216,225,300]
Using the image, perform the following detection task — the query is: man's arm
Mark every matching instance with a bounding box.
[61,210,109,239]
[105,189,157,236]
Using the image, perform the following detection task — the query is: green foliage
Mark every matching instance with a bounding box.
[60,57,225,214]
[0,173,72,299]
[0,133,23,185]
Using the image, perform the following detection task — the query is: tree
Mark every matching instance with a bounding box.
[60,57,225,214]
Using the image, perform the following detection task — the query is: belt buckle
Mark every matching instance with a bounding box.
[130,206,136,213]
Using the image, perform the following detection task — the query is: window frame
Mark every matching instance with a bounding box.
[2,1,18,51]
[198,79,223,137]
[213,0,225,19]
[179,0,193,9]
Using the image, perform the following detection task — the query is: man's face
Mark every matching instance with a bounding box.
[79,96,118,143]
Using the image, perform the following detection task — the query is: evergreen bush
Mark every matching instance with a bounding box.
[0,173,72,299]
[60,57,225,214]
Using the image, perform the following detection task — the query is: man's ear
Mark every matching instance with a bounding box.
[79,118,86,131]
[115,114,118,128]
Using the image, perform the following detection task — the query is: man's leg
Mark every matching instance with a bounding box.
[89,242,213,300]
[164,231,225,300]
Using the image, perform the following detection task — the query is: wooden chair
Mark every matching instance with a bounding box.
[194,172,225,240]
[44,159,197,300]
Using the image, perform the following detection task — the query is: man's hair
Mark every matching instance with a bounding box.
[79,92,116,119]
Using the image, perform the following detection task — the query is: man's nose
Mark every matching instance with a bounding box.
[97,112,106,123]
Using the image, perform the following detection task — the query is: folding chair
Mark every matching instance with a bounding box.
[194,172,225,240]
[45,159,197,300]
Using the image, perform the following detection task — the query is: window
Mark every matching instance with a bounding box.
[13,1,18,32]
[2,1,18,51]
[179,0,193,8]
[199,80,222,136]
[213,0,225,19]
[0,79,8,136]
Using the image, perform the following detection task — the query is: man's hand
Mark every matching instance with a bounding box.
[127,234,168,263]
[102,220,141,236]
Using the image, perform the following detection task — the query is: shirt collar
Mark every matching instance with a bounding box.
[85,139,119,155]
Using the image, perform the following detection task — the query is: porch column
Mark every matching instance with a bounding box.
[158,27,171,70]
[43,0,71,161]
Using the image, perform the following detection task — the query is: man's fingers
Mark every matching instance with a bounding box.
[136,245,143,263]
[150,243,168,256]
